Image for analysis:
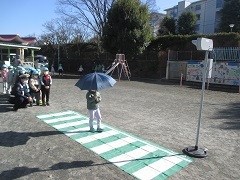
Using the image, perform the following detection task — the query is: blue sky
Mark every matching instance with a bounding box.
[0,0,189,38]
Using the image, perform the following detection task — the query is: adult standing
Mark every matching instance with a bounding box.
[13,74,32,111]
[58,64,63,77]
[13,55,23,67]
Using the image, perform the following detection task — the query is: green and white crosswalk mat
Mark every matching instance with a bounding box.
[36,110,192,179]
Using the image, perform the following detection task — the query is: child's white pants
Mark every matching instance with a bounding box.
[88,108,102,129]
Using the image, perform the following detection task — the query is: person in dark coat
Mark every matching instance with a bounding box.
[13,74,32,111]
[41,67,52,106]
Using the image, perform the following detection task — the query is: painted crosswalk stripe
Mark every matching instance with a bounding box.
[90,136,136,154]
[36,111,192,180]
[109,145,157,167]
[37,110,75,119]
[76,130,119,144]
[44,115,84,123]
[53,120,89,129]
[133,156,182,179]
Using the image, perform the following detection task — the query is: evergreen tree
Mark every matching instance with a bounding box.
[177,11,197,35]
[102,0,152,58]
[159,16,176,35]
[219,0,240,32]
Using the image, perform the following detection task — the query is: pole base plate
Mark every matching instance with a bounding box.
[183,146,208,158]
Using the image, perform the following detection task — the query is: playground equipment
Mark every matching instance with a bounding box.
[105,54,131,81]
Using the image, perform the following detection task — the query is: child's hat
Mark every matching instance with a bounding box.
[43,67,49,71]
[2,64,7,68]
[19,74,29,79]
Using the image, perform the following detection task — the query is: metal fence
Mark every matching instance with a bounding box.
[167,47,240,81]
[169,47,240,62]
[210,47,240,61]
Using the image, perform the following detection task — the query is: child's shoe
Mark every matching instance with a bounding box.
[90,128,95,133]
[96,128,103,132]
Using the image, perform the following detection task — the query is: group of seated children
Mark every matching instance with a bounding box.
[1,64,52,111]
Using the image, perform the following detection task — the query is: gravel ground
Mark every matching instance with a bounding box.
[0,74,239,180]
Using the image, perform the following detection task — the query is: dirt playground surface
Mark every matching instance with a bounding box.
[0,74,239,180]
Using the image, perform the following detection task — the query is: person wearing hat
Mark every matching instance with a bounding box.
[13,74,32,111]
[29,70,41,106]
[6,65,15,94]
[1,64,8,94]
[40,67,52,106]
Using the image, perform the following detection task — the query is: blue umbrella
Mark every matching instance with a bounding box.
[75,72,116,90]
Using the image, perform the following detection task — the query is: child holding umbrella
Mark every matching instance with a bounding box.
[75,72,116,132]
[86,90,103,132]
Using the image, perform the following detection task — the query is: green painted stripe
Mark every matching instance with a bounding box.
[100,141,146,160]
[70,127,112,140]
[36,111,77,119]
[83,134,127,149]
[120,150,168,171]
[103,123,192,163]
[48,117,87,126]
[55,122,89,132]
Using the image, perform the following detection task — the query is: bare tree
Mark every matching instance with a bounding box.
[38,17,89,65]
[56,0,116,38]
[41,17,89,44]
[144,0,159,13]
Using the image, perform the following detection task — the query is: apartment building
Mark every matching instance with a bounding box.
[164,0,224,34]
[149,12,166,36]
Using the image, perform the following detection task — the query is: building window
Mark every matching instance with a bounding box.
[215,11,221,29]
[196,14,201,20]
[216,0,224,8]
[195,24,200,31]
[195,5,201,11]
[170,10,177,18]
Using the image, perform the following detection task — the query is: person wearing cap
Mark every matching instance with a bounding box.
[6,65,15,94]
[29,70,41,106]
[1,64,8,94]
[13,74,32,111]
[40,67,52,106]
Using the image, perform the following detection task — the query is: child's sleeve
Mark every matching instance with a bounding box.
[29,79,37,91]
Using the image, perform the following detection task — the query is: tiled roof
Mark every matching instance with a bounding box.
[0,34,36,44]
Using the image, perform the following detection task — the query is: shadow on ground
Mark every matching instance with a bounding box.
[212,102,240,130]
[0,161,94,180]
[0,153,183,179]
[0,131,62,147]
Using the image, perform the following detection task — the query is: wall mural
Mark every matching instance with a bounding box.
[186,61,240,86]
